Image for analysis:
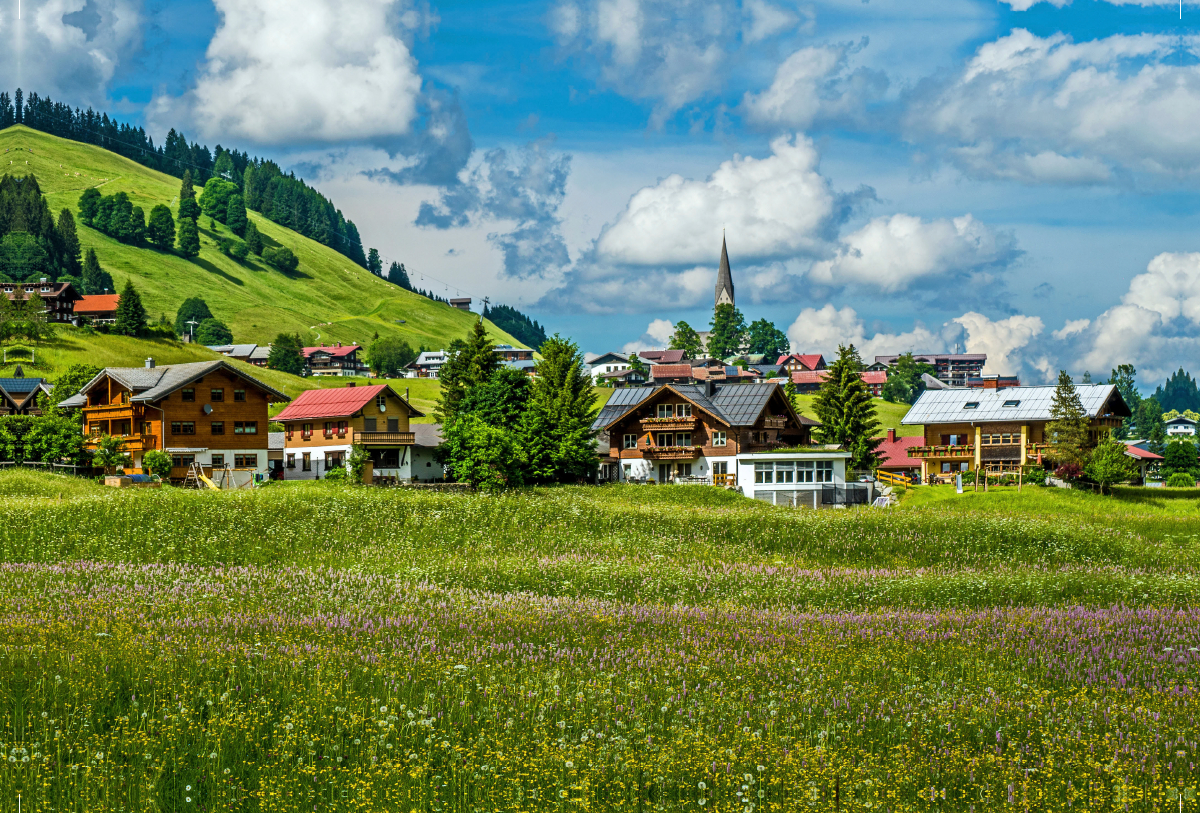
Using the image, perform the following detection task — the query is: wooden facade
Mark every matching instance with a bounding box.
[278,385,420,477]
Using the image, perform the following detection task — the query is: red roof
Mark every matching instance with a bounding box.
[302,345,360,358]
[274,384,388,420]
[651,364,693,378]
[860,370,888,385]
[874,431,925,469]
[1124,445,1164,461]
[75,294,120,314]
[792,370,830,384]
[640,349,686,363]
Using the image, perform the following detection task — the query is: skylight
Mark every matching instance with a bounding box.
[1003,400,1020,407]
[964,402,979,409]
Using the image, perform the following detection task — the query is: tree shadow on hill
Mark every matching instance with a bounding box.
[192,257,244,286]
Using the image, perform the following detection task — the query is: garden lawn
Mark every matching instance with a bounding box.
[0,473,1196,811]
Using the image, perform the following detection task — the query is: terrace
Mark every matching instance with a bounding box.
[643,446,701,460]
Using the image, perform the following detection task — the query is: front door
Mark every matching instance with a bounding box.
[659,464,671,483]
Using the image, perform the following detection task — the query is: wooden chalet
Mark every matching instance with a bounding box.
[593,381,818,484]
[0,366,53,415]
[3,280,80,323]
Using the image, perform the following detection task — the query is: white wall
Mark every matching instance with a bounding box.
[283,442,352,480]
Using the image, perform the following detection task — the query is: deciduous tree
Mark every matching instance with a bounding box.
[668,321,705,357]
[267,332,306,375]
[706,303,746,361]
[366,335,416,378]
[745,318,788,359]
[195,317,233,345]
[1084,433,1136,494]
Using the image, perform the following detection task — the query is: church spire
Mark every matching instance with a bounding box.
[715,233,735,308]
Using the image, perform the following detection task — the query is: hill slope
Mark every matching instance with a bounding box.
[0,125,521,352]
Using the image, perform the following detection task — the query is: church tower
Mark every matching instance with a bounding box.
[714,235,735,308]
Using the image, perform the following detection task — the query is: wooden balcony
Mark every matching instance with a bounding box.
[83,405,136,419]
[640,416,697,431]
[908,444,974,459]
[356,431,415,446]
[643,445,701,460]
[85,434,158,453]
[762,417,787,430]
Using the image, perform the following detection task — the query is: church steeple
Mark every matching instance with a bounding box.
[715,234,734,308]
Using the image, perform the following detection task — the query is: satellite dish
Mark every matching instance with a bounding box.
[202,404,213,415]
[379,403,386,413]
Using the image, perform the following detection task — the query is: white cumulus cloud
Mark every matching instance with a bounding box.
[595,134,839,266]
[741,41,885,130]
[150,0,427,144]
[808,213,1018,293]
[785,304,947,360]
[622,319,677,354]
[951,312,1044,376]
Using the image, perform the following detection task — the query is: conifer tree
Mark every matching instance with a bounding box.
[57,209,81,275]
[267,333,306,375]
[244,221,263,256]
[435,321,500,422]
[520,336,598,483]
[113,279,147,337]
[178,171,200,221]
[226,194,248,236]
[388,261,411,289]
[177,216,201,258]
[80,249,113,295]
[147,204,176,250]
[367,248,383,276]
[813,344,882,470]
[129,206,147,243]
[77,188,100,226]
[1047,370,1091,473]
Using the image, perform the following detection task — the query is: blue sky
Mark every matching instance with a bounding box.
[7,0,1200,385]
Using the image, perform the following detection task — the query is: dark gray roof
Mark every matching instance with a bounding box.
[58,360,290,409]
[592,382,817,430]
[413,423,444,447]
[715,235,734,304]
[0,377,47,394]
[268,432,286,451]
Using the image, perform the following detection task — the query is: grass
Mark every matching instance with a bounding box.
[1,125,524,353]
[0,473,1196,810]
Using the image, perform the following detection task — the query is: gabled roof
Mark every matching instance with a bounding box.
[651,363,693,379]
[592,382,818,430]
[75,294,120,313]
[873,433,925,468]
[414,423,444,447]
[640,349,686,364]
[274,384,425,421]
[587,351,629,365]
[1124,444,1163,461]
[860,370,888,385]
[58,360,290,408]
[792,370,829,384]
[208,343,259,358]
[0,376,51,410]
[902,384,1130,424]
[1165,415,1197,425]
[302,345,360,358]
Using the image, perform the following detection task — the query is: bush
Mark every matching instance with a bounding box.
[324,466,347,481]
[263,246,299,273]
[1166,472,1195,488]
[219,238,249,260]
[1054,462,1082,480]
[1023,466,1048,486]
[142,450,172,478]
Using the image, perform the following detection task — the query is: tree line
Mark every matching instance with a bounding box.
[1,89,366,267]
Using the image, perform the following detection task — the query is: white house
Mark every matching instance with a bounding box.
[408,350,449,378]
[1165,415,1197,437]
[587,351,631,383]
[736,449,867,508]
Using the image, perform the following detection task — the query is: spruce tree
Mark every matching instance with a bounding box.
[81,249,113,295]
[267,332,306,375]
[77,188,101,226]
[113,280,147,337]
[177,216,201,258]
[129,206,147,243]
[1046,370,1091,473]
[706,303,746,360]
[226,194,248,236]
[178,171,200,222]
[57,209,81,275]
[812,344,882,470]
[367,248,383,276]
[1109,363,1139,439]
[520,335,598,483]
[244,220,263,256]
[147,204,176,250]
[435,321,501,422]
[388,261,412,289]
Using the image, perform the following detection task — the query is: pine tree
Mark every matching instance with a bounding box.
[147,204,176,250]
[57,209,81,275]
[435,321,501,422]
[113,279,147,337]
[267,333,306,375]
[520,336,598,483]
[177,216,200,258]
[367,248,383,276]
[244,220,263,256]
[1109,363,1139,439]
[707,303,746,360]
[668,321,704,358]
[812,344,882,470]
[226,194,248,236]
[80,249,113,295]
[178,171,200,222]
[1046,370,1091,473]
[388,261,412,289]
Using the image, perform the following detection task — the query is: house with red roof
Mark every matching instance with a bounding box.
[777,353,826,374]
[791,369,888,396]
[650,363,695,384]
[74,293,121,325]
[302,343,367,377]
[1123,442,1163,483]
[873,429,924,478]
[274,383,424,480]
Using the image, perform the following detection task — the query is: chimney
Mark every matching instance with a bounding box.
[887,428,896,443]
[145,357,155,369]
[705,380,717,397]
[347,381,356,387]
[982,375,999,390]
[336,341,342,348]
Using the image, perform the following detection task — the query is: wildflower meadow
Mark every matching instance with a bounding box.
[0,470,1197,811]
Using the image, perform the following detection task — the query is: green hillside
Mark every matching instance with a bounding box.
[0,125,522,352]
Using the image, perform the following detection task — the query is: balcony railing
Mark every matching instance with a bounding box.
[908,444,974,458]
[640,416,697,431]
[356,431,415,445]
[644,445,701,460]
[83,404,135,418]
[84,434,158,453]
[762,417,787,430]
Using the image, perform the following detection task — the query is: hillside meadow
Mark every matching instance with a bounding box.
[0,125,522,353]
[0,471,1197,811]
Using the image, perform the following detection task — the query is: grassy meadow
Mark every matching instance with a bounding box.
[0,125,522,353]
[0,471,1198,811]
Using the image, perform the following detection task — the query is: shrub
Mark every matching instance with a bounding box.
[263,246,299,273]
[1166,472,1194,488]
[1023,466,1048,486]
[324,466,347,481]
[1054,462,1082,480]
[142,450,172,478]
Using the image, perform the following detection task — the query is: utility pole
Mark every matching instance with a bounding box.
[480,296,489,324]
[186,319,199,343]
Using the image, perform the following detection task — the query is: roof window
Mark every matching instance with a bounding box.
[963,401,979,410]
[1003,399,1020,407]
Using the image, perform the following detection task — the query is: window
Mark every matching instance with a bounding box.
[774,461,794,484]
[302,423,312,439]
[326,452,344,470]
[796,461,815,483]
[142,422,152,435]
[623,464,632,477]
[363,418,377,432]
[387,418,399,433]
[755,462,772,484]
[171,421,196,435]
[113,420,131,436]
[171,454,195,468]
[120,391,131,405]
[677,403,692,417]
[302,453,311,472]
[181,388,195,402]
[1001,433,1013,444]
[623,434,637,450]
[1003,399,1020,407]
[712,461,728,476]
[657,404,673,418]
[235,454,258,468]
[286,424,294,440]
[338,421,348,438]
[816,461,833,483]
[324,421,334,438]
[234,389,246,402]
[712,431,726,447]
[211,388,224,402]
[656,432,674,447]
[963,402,979,410]
[211,454,225,467]
[675,433,692,447]
[942,462,952,474]
[205,421,223,435]
[234,421,258,435]
[377,395,387,411]
[286,454,296,469]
